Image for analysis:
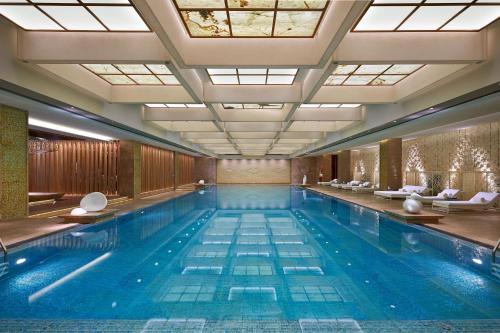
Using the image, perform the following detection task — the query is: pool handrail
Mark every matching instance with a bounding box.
[493,238,500,263]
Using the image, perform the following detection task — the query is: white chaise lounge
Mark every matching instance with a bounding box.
[432,192,499,213]
[318,179,337,186]
[407,189,460,204]
[352,184,379,193]
[331,182,347,189]
[374,185,429,199]
[341,181,363,190]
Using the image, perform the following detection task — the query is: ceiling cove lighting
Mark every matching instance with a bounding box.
[0,1,149,31]
[82,64,180,86]
[208,68,298,85]
[145,103,206,108]
[29,118,113,141]
[353,1,500,32]
[173,0,330,37]
[324,64,423,86]
[222,103,284,109]
[300,103,361,108]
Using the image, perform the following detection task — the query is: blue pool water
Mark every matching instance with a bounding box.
[0,185,499,330]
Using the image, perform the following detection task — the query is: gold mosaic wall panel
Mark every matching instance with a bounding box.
[352,147,380,185]
[217,159,290,184]
[402,121,499,198]
[0,105,28,220]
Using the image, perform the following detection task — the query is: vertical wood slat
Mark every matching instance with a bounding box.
[175,152,194,188]
[28,140,119,196]
[140,144,174,193]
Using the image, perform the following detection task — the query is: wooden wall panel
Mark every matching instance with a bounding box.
[175,152,194,187]
[291,157,318,184]
[318,154,332,181]
[141,144,174,193]
[194,157,216,184]
[337,150,353,183]
[29,140,119,195]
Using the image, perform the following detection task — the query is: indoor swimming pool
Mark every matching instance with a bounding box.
[0,185,499,332]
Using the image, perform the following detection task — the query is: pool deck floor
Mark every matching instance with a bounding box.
[308,185,500,248]
[0,189,194,248]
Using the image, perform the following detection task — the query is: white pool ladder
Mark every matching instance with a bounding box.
[0,238,7,258]
[493,238,500,263]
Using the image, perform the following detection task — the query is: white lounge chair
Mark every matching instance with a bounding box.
[341,180,363,190]
[331,182,347,189]
[318,179,337,186]
[432,192,499,213]
[407,189,460,204]
[352,184,379,193]
[374,185,429,199]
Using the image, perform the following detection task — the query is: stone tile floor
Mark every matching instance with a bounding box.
[0,319,499,332]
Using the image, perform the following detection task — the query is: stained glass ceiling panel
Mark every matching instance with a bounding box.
[324,64,423,86]
[354,1,500,31]
[0,0,149,31]
[174,0,329,37]
[83,64,180,86]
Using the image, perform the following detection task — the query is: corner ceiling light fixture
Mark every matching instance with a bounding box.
[174,0,330,37]
[145,103,206,108]
[222,103,284,109]
[0,0,149,31]
[29,118,113,141]
[208,68,298,85]
[324,64,423,86]
[354,1,500,32]
[300,104,361,108]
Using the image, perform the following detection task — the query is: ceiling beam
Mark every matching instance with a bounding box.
[143,107,214,121]
[19,32,170,63]
[334,32,486,64]
[293,108,362,121]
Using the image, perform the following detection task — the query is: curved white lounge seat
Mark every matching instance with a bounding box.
[432,192,499,213]
[407,189,460,204]
[374,185,429,199]
[331,182,346,189]
[80,192,108,212]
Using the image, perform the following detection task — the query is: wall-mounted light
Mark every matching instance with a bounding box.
[29,118,113,141]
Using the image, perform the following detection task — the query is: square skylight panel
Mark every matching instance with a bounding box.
[324,64,423,86]
[174,0,329,37]
[0,1,149,31]
[222,103,284,109]
[208,68,297,85]
[354,2,500,31]
[82,64,181,86]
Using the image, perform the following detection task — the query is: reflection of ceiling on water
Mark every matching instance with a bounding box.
[217,186,290,209]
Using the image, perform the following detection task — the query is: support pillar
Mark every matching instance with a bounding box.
[337,150,352,183]
[0,105,28,220]
[379,138,402,190]
[118,140,141,199]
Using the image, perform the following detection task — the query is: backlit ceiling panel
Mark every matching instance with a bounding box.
[354,1,500,32]
[222,103,284,109]
[324,64,424,86]
[174,0,329,37]
[0,0,149,31]
[82,64,180,85]
[208,68,298,85]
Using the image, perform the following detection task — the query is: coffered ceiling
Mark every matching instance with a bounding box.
[1,0,498,157]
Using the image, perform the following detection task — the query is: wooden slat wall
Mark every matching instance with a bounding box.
[140,144,174,193]
[28,140,119,195]
[175,152,194,187]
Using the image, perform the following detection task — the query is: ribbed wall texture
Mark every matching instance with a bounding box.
[141,144,174,194]
[29,140,119,196]
[175,152,194,187]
